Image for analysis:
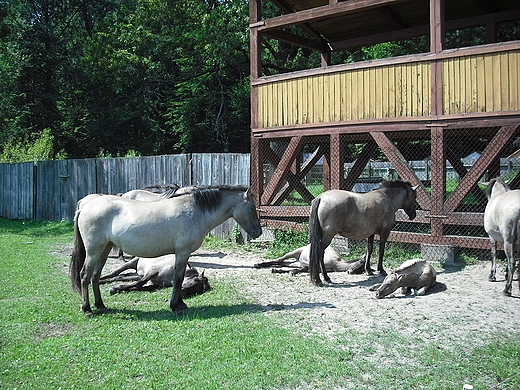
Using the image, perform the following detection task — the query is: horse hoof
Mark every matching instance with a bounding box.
[109,287,118,295]
[311,278,323,287]
[171,302,188,316]
[503,289,512,297]
[489,275,496,282]
[97,307,110,315]
[379,270,388,276]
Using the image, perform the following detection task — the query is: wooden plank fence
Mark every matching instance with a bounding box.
[0,153,251,240]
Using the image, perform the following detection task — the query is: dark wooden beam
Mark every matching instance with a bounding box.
[261,136,305,205]
[430,0,445,53]
[271,145,326,205]
[344,141,377,190]
[430,126,446,235]
[262,29,328,52]
[378,5,407,30]
[258,0,407,32]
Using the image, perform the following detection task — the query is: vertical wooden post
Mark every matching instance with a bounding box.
[249,0,262,81]
[430,126,446,236]
[430,0,444,116]
[429,0,446,236]
[250,0,262,208]
[329,134,344,190]
[250,135,263,210]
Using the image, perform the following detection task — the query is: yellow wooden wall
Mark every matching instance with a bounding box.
[255,49,520,129]
[256,61,431,128]
[443,50,520,114]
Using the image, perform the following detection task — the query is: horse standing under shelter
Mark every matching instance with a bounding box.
[70,185,262,316]
[309,180,417,286]
[484,177,520,296]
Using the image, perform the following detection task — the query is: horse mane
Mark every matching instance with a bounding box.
[375,179,412,190]
[159,188,178,199]
[182,185,249,210]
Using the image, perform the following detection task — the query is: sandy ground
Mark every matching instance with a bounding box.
[98,247,520,352]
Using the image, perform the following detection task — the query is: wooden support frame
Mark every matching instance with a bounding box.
[250,0,520,250]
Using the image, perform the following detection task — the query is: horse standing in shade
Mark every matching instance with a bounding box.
[484,177,520,297]
[70,185,262,316]
[309,180,418,285]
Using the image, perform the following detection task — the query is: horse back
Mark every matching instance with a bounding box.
[317,190,393,238]
[77,195,199,257]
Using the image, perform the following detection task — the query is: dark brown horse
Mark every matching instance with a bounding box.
[309,180,417,285]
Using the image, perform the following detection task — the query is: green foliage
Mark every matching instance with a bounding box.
[0,128,67,163]
[0,0,252,158]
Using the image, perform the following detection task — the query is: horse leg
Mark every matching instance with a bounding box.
[170,252,190,315]
[100,257,139,281]
[118,249,126,262]
[254,247,304,268]
[488,239,499,282]
[364,235,375,275]
[91,246,112,313]
[503,240,515,297]
[377,232,390,275]
[110,273,155,294]
[80,252,106,316]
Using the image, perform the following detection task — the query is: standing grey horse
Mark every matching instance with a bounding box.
[309,180,417,285]
[70,185,261,316]
[484,177,520,296]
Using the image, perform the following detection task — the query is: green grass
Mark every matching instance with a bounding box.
[1,218,520,389]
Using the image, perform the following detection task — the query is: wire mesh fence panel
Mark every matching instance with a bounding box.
[254,125,520,264]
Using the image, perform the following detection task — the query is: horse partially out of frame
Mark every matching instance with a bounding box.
[70,185,262,316]
[484,177,520,296]
[309,180,418,285]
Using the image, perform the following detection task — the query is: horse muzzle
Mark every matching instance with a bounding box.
[249,227,262,239]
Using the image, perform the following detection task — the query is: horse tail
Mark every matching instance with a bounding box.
[309,197,323,285]
[70,213,85,293]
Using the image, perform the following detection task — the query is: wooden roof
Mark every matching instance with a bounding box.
[267,0,520,51]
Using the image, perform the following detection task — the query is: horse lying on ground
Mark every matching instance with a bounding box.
[369,259,437,298]
[70,185,262,316]
[309,180,418,285]
[99,255,210,298]
[254,245,366,275]
[484,177,520,296]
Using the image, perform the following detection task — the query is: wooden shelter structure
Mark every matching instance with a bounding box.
[249,0,520,250]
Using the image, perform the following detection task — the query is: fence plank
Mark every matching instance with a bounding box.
[0,154,251,239]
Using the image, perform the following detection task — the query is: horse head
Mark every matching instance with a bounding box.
[486,177,511,200]
[403,183,418,220]
[232,187,262,239]
[380,180,417,220]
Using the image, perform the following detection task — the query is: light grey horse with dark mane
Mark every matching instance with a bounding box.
[70,185,261,316]
[484,177,520,296]
[309,180,417,285]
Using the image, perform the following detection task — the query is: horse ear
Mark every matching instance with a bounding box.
[411,185,419,191]
[245,187,254,198]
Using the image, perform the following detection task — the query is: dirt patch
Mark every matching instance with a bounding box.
[185,249,520,350]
